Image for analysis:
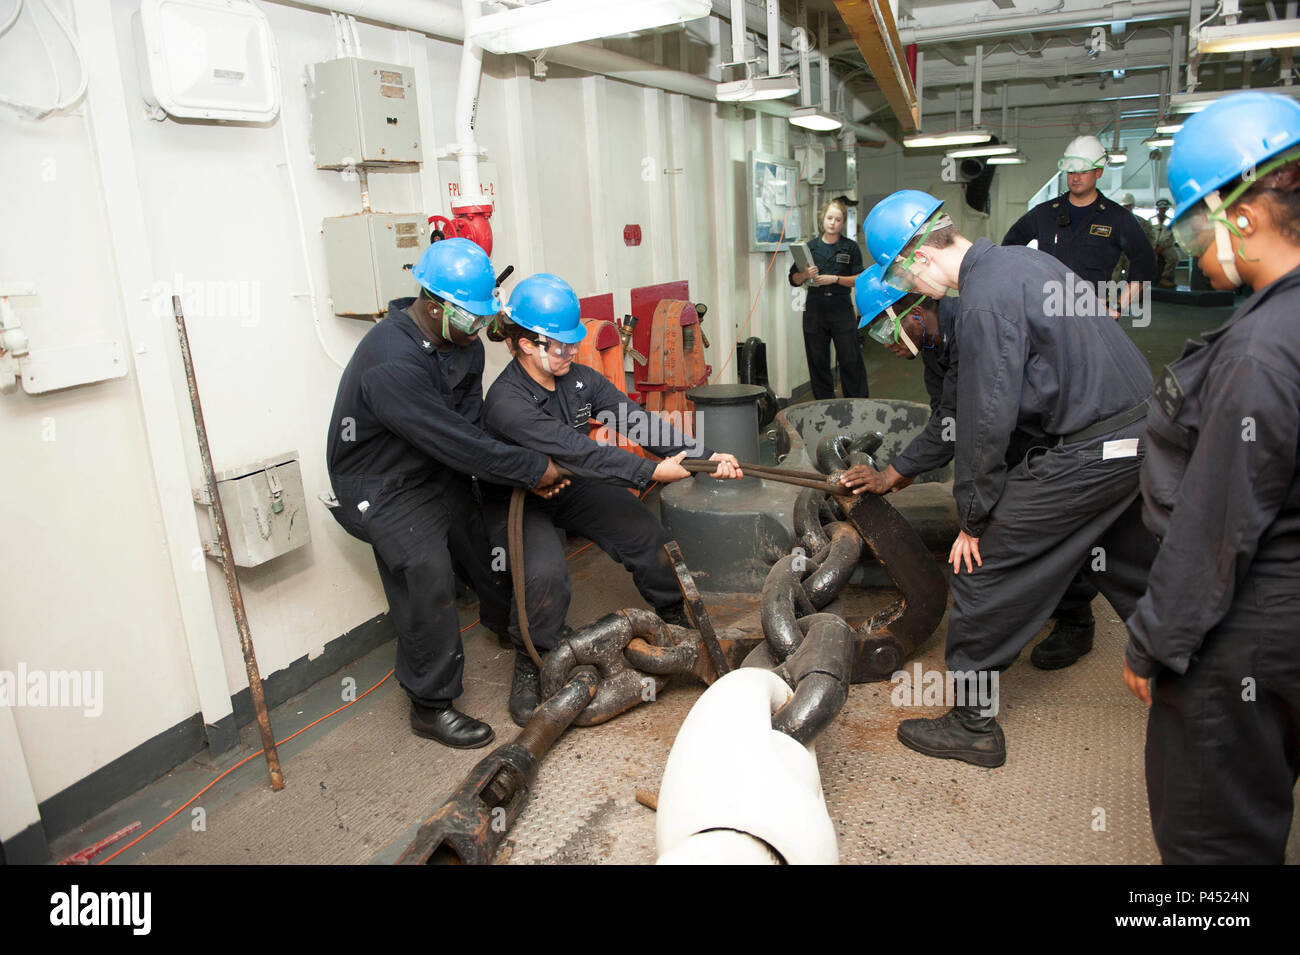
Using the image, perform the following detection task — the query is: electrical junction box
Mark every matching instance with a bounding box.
[196,452,310,567]
[795,145,826,185]
[309,57,422,168]
[322,212,427,317]
[135,0,281,122]
[823,150,851,193]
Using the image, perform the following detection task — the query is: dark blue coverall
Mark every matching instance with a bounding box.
[325,299,547,706]
[946,240,1160,673]
[1126,264,1300,864]
[789,236,868,399]
[481,359,713,651]
[887,297,960,479]
[1003,191,1158,620]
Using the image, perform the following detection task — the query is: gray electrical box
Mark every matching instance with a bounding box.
[309,56,422,168]
[197,451,311,568]
[322,212,427,317]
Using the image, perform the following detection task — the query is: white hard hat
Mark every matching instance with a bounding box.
[1120,192,1136,206]
[1059,135,1108,173]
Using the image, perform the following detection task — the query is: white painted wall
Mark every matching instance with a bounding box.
[0,0,835,819]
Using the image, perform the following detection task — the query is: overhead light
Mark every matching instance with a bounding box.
[1170,86,1300,113]
[1107,150,1128,166]
[945,143,1017,158]
[1155,122,1184,134]
[467,0,711,54]
[1197,19,1300,55]
[788,106,842,131]
[716,67,799,102]
[903,126,993,148]
[986,152,1027,165]
[1144,136,1175,148]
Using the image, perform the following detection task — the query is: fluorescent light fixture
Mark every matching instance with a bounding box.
[1170,85,1300,113]
[1107,150,1128,166]
[1155,122,1184,134]
[788,106,842,131]
[467,0,711,54]
[1197,19,1300,55]
[945,143,1017,158]
[986,152,1027,165]
[1144,136,1176,148]
[903,126,993,148]
[716,69,799,102]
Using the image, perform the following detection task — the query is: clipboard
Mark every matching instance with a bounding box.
[789,241,814,286]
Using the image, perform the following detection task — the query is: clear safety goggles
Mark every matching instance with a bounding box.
[424,289,494,336]
[1058,155,1105,173]
[533,336,580,359]
[883,213,949,293]
[865,296,929,350]
[1171,148,1300,258]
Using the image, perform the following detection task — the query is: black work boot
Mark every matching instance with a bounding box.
[1030,611,1095,670]
[409,702,495,749]
[897,705,1006,768]
[509,651,542,728]
[656,602,692,629]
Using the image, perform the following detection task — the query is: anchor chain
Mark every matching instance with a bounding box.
[400,440,948,864]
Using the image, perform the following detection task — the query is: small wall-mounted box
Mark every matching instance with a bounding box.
[322,212,427,317]
[309,56,422,168]
[196,451,310,567]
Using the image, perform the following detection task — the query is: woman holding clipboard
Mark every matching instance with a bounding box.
[788,198,867,399]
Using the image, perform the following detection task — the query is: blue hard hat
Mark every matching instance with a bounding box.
[863,190,944,270]
[506,274,587,344]
[411,238,500,316]
[854,265,907,329]
[1169,91,1300,221]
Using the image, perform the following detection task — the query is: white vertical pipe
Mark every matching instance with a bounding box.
[819,12,830,111]
[766,0,781,76]
[730,0,747,63]
[582,76,611,288]
[972,44,982,127]
[916,49,924,128]
[454,0,484,209]
[797,1,810,107]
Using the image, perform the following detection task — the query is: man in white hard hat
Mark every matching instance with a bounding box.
[1005,135,1157,288]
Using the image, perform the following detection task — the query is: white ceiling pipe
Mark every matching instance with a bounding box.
[797,2,811,107]
[899,1,1193,45]
[820,12,831,111]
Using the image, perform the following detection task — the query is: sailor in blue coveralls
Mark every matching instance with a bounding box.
[325,239,565,750]
[999,134,1160,669]
[1122,92,1300,863]
[480,274,742,725]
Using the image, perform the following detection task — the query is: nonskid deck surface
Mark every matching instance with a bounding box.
[106,542,1180,866]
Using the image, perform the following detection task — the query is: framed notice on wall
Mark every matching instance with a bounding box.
[747,151,803,252]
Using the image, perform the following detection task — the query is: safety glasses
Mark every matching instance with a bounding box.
[883,212,945,293]
[533,337,580,359]
[422,288,496,337]
[1171,147,1300,257]
[865,295,929,348]
[1058,155,1104,173]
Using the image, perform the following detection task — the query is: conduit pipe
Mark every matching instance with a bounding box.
[898,0,1193,45]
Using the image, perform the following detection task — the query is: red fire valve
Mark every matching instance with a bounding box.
[429,205,494,255]
[623,224,642,247]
